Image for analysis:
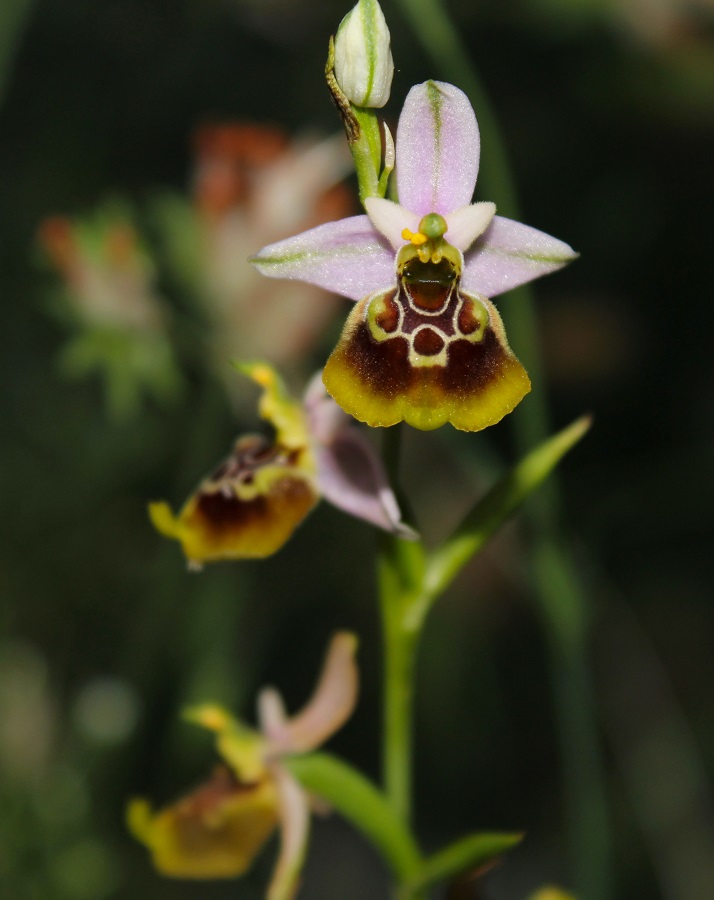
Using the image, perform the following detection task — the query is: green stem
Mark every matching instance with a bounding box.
[378,427,426,833]
[379,583,420,827]
[376,429,431,899]
[352,106,384,202]
[325,37,385,205]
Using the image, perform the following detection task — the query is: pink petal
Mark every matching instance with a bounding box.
[314,430,418,539]
[396,81,480,216]
[275,633,359,755]
[258,687,291,745]
[304,377,417,539]
[303,372,348,444]
[462,215,578,298]
[251,216,395,301]
[266,767,310,900]
[364,197,419,251]
[446,202,496,251]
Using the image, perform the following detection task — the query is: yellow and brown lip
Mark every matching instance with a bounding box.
[128,765,279,879]
[150,434,318,564]
[323,257,530,432]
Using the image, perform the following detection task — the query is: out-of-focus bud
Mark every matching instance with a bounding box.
[333,0,394,108]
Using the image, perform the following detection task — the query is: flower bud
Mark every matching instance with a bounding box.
[333,0,394,108]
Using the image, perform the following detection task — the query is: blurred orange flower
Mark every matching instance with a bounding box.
[156,123,354,398]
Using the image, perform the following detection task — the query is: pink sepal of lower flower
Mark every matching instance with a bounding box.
[128,633,358,898]
[305,373,417,541]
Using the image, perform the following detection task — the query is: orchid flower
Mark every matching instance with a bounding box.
[149,362,415,566]
[253,81,577,432]
[128,632,358,898]
[155,123,353,399]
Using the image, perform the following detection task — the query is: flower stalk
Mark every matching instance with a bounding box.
[379,549,422,826]
[325,37,388,204]
[326,0,394,204]
[375,416,591,840]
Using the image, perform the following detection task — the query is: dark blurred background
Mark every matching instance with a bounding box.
[2,0,714,898]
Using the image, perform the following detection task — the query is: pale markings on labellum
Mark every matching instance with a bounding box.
[365,255,489,368]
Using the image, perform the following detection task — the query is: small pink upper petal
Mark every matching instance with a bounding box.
[258,687,291,746]
[462,215,578,298]
[396,81,480,216]
[251,216,394,301]
[303,373,348,444]
[364,197,419,251]
[446,202,496,251]
[274,633,359,755]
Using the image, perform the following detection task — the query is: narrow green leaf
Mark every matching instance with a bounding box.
[412,832,523,891]
[285,752,422,881]
[424,415,592,602]
[410,831,523,891]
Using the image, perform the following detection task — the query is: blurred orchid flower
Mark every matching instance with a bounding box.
[253,81,577,432]
[154,124,354,396]
[38,206,180,417]
[128,632,358,898]
[149,363,415,567]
